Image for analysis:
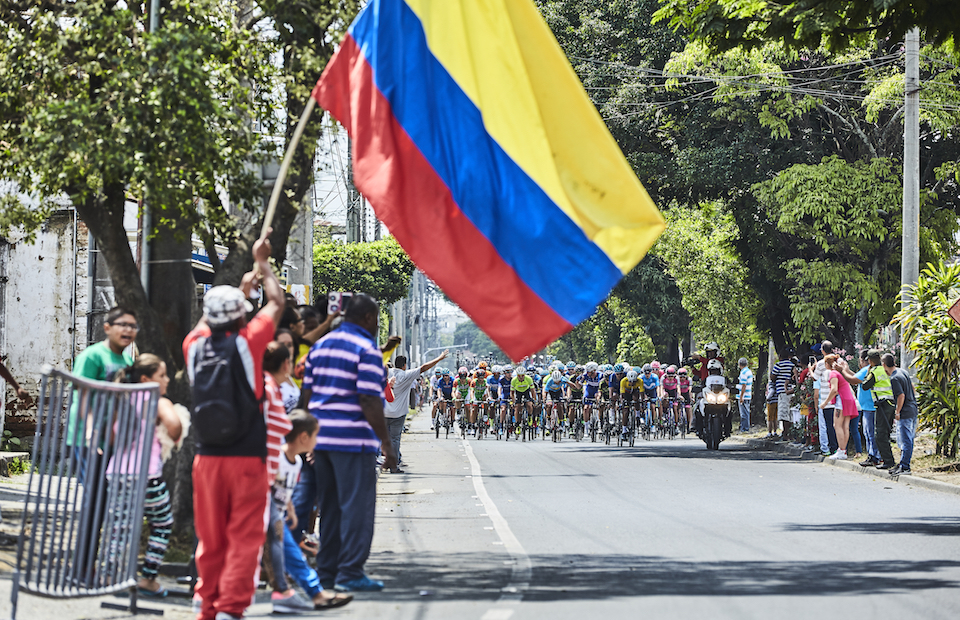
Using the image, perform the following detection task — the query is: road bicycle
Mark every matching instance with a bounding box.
[436,398,454,439]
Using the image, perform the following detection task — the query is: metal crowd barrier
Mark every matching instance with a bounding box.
[10,366,160,618]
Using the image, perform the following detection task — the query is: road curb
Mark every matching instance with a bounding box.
[739,438,960,497]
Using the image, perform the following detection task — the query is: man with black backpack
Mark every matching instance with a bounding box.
[183,231,285,620]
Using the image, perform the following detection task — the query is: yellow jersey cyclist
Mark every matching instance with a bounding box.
[619,369,642,435]
[510,366,537,430]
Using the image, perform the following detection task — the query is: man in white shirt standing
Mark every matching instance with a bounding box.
[385,350,448,472]
[813,341,839,454]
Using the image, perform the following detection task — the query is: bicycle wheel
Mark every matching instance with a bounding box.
[435,410,441,439]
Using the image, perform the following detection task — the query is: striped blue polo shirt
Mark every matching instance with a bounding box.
[303,321,384,453]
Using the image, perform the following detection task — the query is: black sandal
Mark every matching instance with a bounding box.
[315,592,353,609]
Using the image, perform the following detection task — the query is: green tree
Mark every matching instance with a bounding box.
[654,202,764,373]
[654,0,960,53]
[894,261,960,457]
[313,237,416,306]
[453,321,505,362]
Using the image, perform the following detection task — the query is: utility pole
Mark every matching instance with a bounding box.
[902,28,921,369]
[346,137,360,243]
[140,0,162,298]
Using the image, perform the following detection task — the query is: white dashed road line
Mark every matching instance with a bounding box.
[462,439,531,620]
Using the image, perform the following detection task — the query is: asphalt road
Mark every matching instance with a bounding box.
[2,409,959,619]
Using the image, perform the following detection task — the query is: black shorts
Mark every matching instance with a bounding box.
[664,388,678,399]
[621,389,640,403]
[644,388,658,400]
[548,391,564,402]
[514,390,534,403]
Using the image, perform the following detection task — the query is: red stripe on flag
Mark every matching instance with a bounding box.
[314,36,572,361]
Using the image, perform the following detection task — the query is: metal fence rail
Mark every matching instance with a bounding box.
[10,365,159,618]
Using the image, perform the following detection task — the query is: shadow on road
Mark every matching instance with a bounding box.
[784,517,960,537]
[365,552,960,602]
[558,443,797,462]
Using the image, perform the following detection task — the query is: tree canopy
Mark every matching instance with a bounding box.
[654,0,960,54]
[313,237,416,306]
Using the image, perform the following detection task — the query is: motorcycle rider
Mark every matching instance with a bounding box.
[695,359,728,436]
[687,342,725,384]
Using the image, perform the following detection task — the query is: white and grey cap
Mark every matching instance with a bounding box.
[203,285,254,327]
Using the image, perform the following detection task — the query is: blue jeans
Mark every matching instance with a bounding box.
[850,414,862,453]
[862,409,879,459]
[291,459,317,543]
[283,523,321,597]
[898,416,917,469]
[313,450,378,585]
[739,399,751,431]
[266,500,289,592]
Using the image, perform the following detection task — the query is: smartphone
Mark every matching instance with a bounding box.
[808,355,816,365]
[327,291,354,315]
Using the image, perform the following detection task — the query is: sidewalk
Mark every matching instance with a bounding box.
[733,436,960,497]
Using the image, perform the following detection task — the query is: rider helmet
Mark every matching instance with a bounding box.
[613,363,625,374]
[551,370,562,383]
[632,366,642,374]
[575,364,584,373]
[458,366,468,376]
[627,370,638,382]
[642,364,652,373]
[566,361,576,369]
[516,366,526,375]
[478,361,488,369]
[585,361,599,373]
[503,366,513,374]
[666,365,677,375]
[434,369,442,375]
[442,368,451,376]
[651,361,661,370]
[705,342,720,359]
[706,358,723,373]
[677,367,688,376]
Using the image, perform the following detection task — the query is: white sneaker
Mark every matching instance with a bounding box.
[827,451,840,459]
[835,450,847,460]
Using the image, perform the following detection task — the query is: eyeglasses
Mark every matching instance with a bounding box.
[110,322,139,331]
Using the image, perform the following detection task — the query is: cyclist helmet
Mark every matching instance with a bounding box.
[478,361,488,369]
[677,367,688,376]
[434,368,442,375]
[632,366,642,374]
[503,366,513,374]
[442,368,451,376]
[551,370,562,383]
[458,366,468,376]
[613,363,625,374]
[627,369,638,382]
[585,361,599,373]
[651,361,661,370]
[642,364,652,373]
[516,366,526,375]
[575,364,585,373]
[666,365,678,375]
[566,361,576,369]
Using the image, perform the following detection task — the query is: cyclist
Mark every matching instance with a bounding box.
[678,367,693,432]
[619,369,642,436]
[436,369,455,430]
[607,363,627,423]
[453,367,472,432]
[641,363,661,424]
[544,369,567,432]
[581,362,604,433]
[498,367,513,432]
[430,368,443,429]
[470,367,489,433]
[661,365,681,433]
[511,366,537,434]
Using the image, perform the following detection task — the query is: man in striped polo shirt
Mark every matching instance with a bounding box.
[301,293,396,592]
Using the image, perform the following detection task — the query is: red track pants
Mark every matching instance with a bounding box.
[193,455,268,620]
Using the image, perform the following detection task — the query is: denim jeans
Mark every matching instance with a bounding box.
[739,399,751,431]
[850,414,862,453]
[291,458,317,543]
[266,500,289,592]
[818,409,829,452]
[821,408,838,452]
[283,523,322,597]
[898,416,917,469]
[862,408,879,459]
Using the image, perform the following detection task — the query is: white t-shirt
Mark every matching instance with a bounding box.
[272,450,303,507]
[280,379,301,413]
[385,367,421,418]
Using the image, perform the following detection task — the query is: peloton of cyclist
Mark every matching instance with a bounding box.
[619,369,642,436]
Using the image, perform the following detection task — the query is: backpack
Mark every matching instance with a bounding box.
[190,332,261,446]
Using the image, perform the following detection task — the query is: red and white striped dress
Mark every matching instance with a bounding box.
[263,374,292,478]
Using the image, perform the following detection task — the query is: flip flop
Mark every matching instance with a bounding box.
[315,592,353,609]
[138,586,169,598]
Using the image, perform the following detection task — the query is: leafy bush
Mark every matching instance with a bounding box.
[894,261,960,457]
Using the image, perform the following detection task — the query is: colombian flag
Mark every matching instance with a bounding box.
[314,0,664,361]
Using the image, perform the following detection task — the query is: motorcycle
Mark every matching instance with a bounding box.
[696,381,735,450]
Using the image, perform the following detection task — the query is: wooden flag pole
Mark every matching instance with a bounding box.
[260,96,318,239]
